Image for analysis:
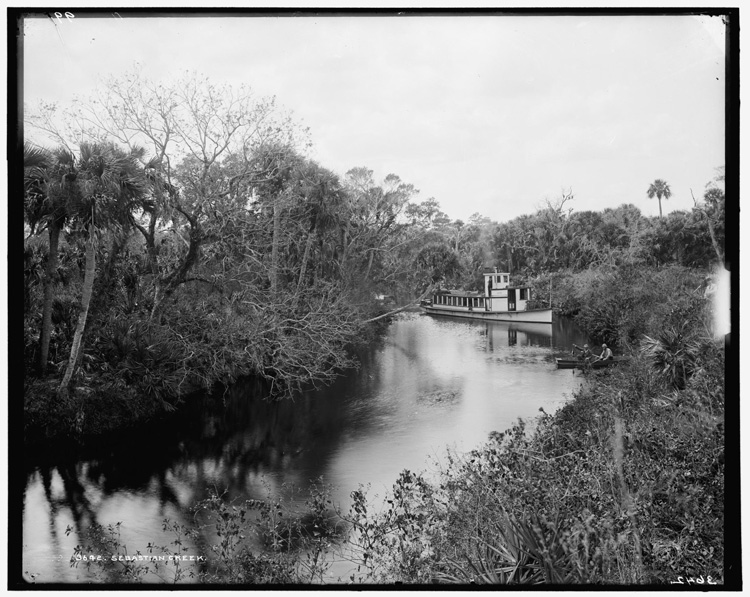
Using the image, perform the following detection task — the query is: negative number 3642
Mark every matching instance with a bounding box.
[671,575,717,585]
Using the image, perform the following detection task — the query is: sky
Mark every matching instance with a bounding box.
[20,10,727,224]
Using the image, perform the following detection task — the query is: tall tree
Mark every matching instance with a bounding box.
[24,143,76,374]
[28,69,304,320]
[340,168,416,285]
[690,169,725,265]
[647,179,672,219]
[404,197,448,229]
[291,161,343,291]
[245,143,303,296]
[58,142,148,396]
[415,243,461,287]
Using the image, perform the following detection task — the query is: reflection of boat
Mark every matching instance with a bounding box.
[505,322,554,338]
[484,320,554,349]
[421,271,553,323]
[555,357,622,369]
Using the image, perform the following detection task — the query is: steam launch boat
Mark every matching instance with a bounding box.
[421,271,553,323]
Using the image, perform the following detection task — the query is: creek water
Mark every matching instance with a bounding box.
[22,312,590,584]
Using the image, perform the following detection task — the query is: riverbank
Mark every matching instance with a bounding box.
[24,377,153,447]
[342,343,726,584]
[535,263,713,347]
[23,307,394,449]
[335,264,729,584]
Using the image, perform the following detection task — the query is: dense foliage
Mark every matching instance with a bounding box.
[24,72,425,428]
[545,264,711,348]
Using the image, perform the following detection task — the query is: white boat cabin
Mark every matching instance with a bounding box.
[430,272,533,313]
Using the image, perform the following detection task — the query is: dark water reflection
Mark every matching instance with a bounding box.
[22,313,589,583]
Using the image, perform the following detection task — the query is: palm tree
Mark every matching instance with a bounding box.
[24,143,77,374]
[294,162,343,292]
[59,142,149,397]
[647,179,672,219]
[247,143,301,296]
[641,321,700,390]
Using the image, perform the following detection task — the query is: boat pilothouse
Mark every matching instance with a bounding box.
[421,270,553,323]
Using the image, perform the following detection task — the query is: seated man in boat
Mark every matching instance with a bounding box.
[595,343,613,362]
[572,343,593,362]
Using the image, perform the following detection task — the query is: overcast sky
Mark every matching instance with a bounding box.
[21,11,727,223]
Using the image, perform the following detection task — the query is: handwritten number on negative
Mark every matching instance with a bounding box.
[53,12,75,23]
[671,575,717,585]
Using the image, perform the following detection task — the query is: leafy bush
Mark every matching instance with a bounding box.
[549,265,706,349]
[68,484,341,584]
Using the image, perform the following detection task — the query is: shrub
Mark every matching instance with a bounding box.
[549,265,705,349]
[67,485,340,584]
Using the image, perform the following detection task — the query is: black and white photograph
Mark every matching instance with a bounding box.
[11,6,737,588]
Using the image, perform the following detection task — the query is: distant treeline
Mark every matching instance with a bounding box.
[401,179,724,294]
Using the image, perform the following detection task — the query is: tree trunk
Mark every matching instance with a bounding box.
[270,199,281,295]
[297,227,316,292]
[39,221,61,375]
[316,238,325,279]
[364,249,375,281]
[148,219,202,323]
[59,231,97,396]
[339,226,351,277]
[150,283,163,322]
[363,285,436,324]
[689,189,723,265]
[704,212,724,264]
[506,245,513,274]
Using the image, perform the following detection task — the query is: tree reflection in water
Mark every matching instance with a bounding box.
[24,373,368,581]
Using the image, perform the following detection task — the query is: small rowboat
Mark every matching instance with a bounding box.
[555,357,621,370]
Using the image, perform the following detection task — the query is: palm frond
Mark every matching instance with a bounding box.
[145,156,163,171]
[53,146,76,167]
[641,323,699,389]
[129,145,147,161]
[23,142,52,169]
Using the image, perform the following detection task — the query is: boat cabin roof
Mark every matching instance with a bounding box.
[434,290,483,297]
[434,286,530,297]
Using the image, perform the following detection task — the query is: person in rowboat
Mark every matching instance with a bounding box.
[572,343,593,363]
[595,343,613,362]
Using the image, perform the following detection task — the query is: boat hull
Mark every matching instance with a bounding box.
[556,357,620,369]
[422,305,553,323]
